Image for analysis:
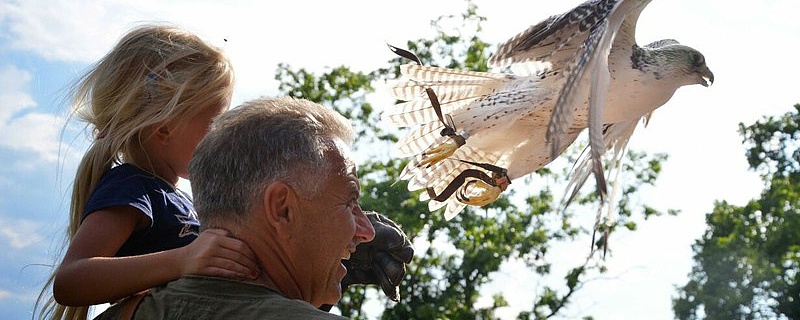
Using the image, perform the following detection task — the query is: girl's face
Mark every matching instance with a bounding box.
[159,102,228,183]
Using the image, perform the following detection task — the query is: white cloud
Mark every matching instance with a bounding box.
[0,0,166,63]
[0,65,69,165]
[0,65,35,124]
[0,215,44,250]
[2,112,64,164]
[1,0,486,103]
[0,289,10,300]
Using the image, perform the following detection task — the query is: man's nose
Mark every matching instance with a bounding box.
[354,207,376,243]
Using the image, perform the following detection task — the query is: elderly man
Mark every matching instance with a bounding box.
[95,96,413,319]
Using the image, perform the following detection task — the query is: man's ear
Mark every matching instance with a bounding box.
[262,181,293,239]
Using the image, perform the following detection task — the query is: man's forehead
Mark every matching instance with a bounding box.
[325,138,358,177]
[340,156,358,182]
[323,151,359,198]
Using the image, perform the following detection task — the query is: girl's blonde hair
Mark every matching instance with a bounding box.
[35,23,234,320]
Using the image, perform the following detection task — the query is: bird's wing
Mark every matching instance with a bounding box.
[566,18,613,199]
[562,119,638,209]
[491,0,651,202]
[642,39,679,49]
[573,0,651,202]
[608,0,651,60]
[488,0,622,70]
[561,118,639,255]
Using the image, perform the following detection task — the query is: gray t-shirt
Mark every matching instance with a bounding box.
[95,276,348,319]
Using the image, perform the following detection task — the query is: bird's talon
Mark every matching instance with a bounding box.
[460,179,504,206]
[417,138,460,167]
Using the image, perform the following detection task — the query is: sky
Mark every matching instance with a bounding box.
[1,0,799,319]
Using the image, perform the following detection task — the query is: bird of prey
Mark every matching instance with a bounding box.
[382,0,714,222]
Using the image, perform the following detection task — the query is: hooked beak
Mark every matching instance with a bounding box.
[699,66,714,87]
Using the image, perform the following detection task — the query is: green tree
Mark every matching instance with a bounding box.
[275,2,670,319]
[673,104,800,320]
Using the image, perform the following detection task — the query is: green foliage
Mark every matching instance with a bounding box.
[274,63,389,147]
[739,104,800,179]
[673,104,800,320]
[273,1,670,319]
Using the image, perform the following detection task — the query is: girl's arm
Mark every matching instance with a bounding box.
[53,206,259,306]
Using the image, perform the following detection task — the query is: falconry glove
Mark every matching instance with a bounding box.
[342,211,414,301]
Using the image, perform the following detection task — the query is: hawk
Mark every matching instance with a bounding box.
[383,0,714,221]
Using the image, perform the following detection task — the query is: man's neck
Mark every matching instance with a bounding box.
[236,226,309,305]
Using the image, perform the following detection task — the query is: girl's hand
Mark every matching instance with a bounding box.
[177,228,260,280]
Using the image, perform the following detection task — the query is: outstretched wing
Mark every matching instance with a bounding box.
[489,0,652,202]
[488,0,621,70]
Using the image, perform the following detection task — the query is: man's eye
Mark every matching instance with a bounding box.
[349,201,362,212]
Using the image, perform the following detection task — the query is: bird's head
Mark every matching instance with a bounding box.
[659,44,714,87]
[687,48,714,87]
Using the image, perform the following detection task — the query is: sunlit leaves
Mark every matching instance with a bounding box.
[674,105,800,320]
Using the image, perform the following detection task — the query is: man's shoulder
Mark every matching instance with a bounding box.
[97,277,350,320]
[262,297,349,319]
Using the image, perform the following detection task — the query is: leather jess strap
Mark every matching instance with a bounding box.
[426,169,494,203]
[388,44,464,146]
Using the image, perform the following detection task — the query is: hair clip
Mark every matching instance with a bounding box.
[145,73,158,100]
[146,73,158,85]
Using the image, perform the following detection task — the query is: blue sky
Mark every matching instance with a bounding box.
[1,0,799,319]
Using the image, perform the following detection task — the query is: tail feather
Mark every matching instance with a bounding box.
[419,193,447,211]
[602,119,639,222]
[389,80,497,101]
[404,154,465,191]
[398,135,460,184]
[415,163,464,218]
[381,95,477,127]
[393,122,444,157]
[409,161,464,193]
[400,64,512,82]
[420,193,466,220]
[444,202,468,220]
[387,64,517,220]
[384,64,515,127]
[404,147,498,192]
[401,146,500,220]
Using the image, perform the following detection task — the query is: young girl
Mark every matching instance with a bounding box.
[36,24,259,320]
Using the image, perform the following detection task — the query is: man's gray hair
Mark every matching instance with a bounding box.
[189,96,355,228]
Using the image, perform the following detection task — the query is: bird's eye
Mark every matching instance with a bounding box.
[692,52,704,66]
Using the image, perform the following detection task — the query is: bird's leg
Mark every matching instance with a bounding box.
[458,172,511,206]
[419,138,459,168]
[417,131,466,168]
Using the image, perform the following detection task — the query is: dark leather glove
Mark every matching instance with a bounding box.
[341,211,414,301]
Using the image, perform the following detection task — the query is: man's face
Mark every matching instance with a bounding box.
[289,139,375,307]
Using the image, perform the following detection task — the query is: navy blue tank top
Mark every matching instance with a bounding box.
[82,164,199,256]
